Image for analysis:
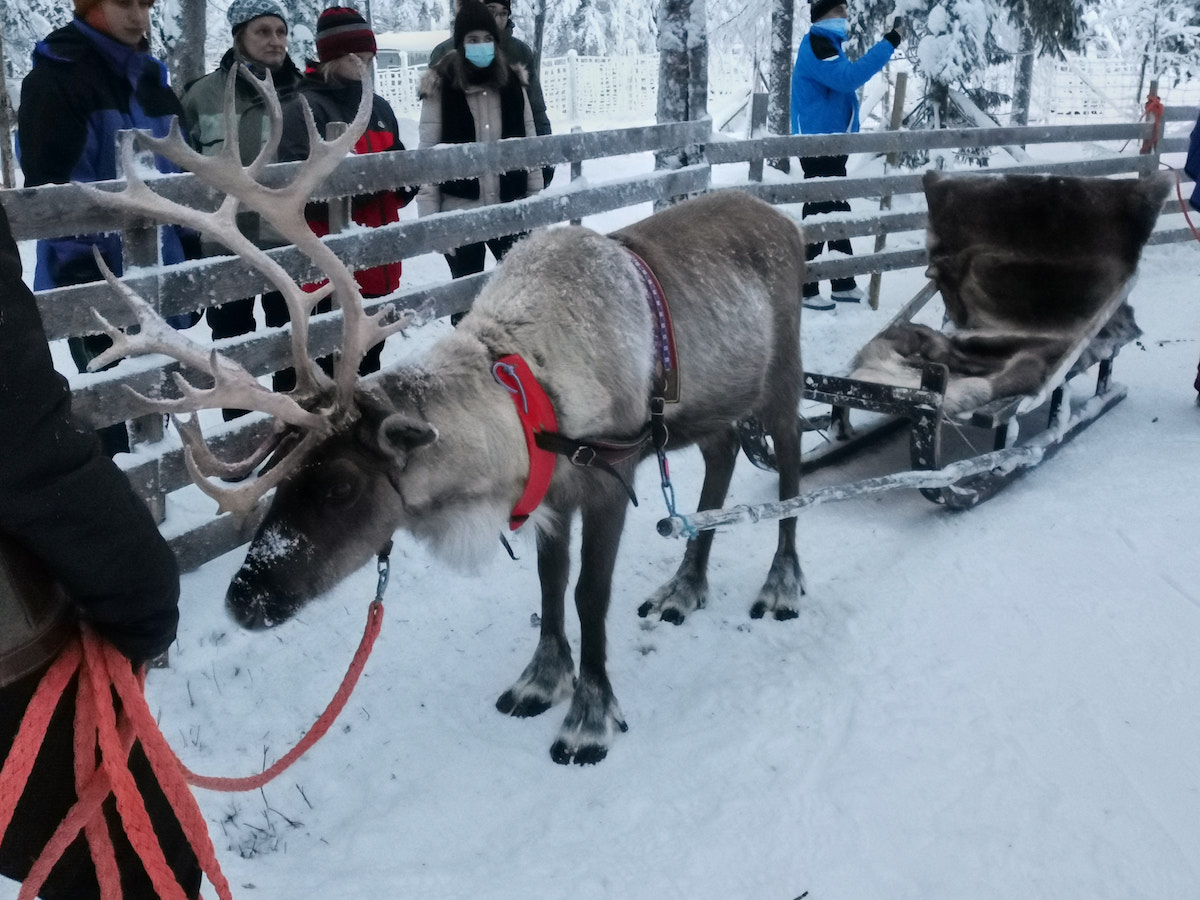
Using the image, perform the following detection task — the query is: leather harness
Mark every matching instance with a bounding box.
[492,247,679,530]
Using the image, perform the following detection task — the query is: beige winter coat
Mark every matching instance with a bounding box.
[416,54,544,218]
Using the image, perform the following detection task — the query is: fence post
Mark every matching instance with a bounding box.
[867,71,907,311]
[570,124,584,226]
[115,131,167,522]
[567,50,579,124]
[747,93,768,183]
[1138,78,1161,176]
[326,121,351,233]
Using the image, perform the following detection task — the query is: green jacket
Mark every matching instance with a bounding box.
[180,48,303,251]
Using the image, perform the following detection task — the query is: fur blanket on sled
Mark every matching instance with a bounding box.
[849,171,1172,414]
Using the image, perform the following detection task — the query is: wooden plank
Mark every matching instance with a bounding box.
[703,122,1153,165]
[0,121,712,241]
[34,165,711,340]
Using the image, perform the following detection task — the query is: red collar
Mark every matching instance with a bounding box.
[492,354,558,530]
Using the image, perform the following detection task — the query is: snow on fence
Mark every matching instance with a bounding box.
[0,109,1195,572]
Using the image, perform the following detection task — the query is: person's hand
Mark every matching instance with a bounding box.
[884,16,904,47]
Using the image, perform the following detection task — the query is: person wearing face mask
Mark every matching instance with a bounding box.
[273,7,413,385]
[17,0,200,455]
[416,0,543,319]
[790,1,902,311]
[180,0,305,414]
[428,0,554,186]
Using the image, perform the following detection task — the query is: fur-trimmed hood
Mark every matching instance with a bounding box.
[419,49,528,99]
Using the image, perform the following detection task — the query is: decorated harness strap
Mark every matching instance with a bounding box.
[491,249,683,529]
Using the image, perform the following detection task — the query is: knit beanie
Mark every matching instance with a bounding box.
[315,7,377,62]
[454,0,501,48]
[810,0,842,21]
[227,0,288,34]
[488,0,512,12]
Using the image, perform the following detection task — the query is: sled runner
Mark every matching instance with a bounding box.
[740,170,1172,510]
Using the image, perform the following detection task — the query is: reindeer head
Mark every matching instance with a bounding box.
[88,63,422,622]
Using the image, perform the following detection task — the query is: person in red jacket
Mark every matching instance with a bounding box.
[275,7,414,389]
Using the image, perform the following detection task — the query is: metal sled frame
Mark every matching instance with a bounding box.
[739,276,1137,511]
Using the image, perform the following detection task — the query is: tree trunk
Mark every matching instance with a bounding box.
[531,0,547,67]
[169,0,208,88]
[1011,23,1035,127]
[655,0,707,171]
[0,37,16,188]
[766,0,792,172]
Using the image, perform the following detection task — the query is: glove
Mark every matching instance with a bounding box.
[884,17,904,47]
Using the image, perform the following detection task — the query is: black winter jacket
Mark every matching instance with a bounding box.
[0,205,180,669]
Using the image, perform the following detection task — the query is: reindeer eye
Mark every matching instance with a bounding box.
[327,479,355,503]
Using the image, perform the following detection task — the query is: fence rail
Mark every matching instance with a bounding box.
[1,108,1195,573]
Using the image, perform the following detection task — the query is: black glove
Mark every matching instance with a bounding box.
[884,17,904,47]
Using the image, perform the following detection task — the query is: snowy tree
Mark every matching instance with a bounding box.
[1083,0,1200,97]
[371,0,449,33]
[3,1,60,85]
[541,0,655,56]
[153,0,207,88]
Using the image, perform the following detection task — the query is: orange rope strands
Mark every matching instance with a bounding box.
[0,598,384,898]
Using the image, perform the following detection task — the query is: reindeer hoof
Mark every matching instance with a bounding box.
[660,607,686,625]
[550,739,607,766]
[639,575,707,623]
[496,690,552,718]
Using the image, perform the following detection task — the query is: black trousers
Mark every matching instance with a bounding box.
[799,154,858,298]
[445,234,525,325]
[67,335,129,456]
[0,667,202,899]
[209,291,384,398]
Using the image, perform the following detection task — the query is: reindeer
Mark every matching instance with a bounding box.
[89,66,807,765]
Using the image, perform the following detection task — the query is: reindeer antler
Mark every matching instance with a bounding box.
[82,61,412,516]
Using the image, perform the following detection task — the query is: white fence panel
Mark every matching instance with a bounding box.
[376,51,1200,129]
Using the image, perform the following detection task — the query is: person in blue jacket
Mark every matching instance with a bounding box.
[18,0,198,455]
[791,1,902,310]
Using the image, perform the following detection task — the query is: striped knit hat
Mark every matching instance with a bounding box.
[315,7,377,62]
[227,0,288,34]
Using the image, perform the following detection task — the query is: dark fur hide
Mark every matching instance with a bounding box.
[850,172,1171,413]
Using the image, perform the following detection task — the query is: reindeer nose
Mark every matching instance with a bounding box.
[225,575,276,630]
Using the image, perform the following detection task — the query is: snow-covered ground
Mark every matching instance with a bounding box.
[6,133,1200,899]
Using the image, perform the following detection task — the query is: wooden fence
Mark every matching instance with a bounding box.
[0,106,1195,573]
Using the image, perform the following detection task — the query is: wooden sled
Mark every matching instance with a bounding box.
[740,170,1173,510]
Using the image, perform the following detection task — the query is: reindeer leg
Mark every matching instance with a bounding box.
[496,515,576,718]
[551,490,630,765]
[638,427,740,624]
[751,401,805,621]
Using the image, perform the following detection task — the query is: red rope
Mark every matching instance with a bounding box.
[0,598,385,898]
[180,598,384,791]
[1141,94,1165,155]
[1170,168,1200,245]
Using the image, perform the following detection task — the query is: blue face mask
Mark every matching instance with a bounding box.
[464,42,495,67]
[818,17,848,38]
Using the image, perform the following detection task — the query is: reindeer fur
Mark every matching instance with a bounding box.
[227,190,808,764]
[849,172,1171,413]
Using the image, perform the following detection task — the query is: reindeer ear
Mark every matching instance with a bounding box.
[377,413,438,465]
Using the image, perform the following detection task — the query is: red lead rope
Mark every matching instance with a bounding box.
[0,598,384,899]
